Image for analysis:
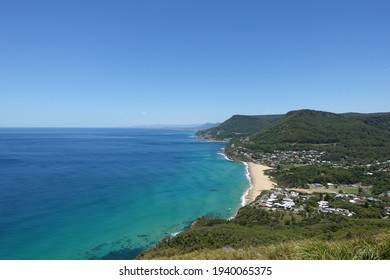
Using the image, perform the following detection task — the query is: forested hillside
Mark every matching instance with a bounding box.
[195,114,283,141]
[233,110,390,163]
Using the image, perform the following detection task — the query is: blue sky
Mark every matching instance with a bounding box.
[0,0,389,127]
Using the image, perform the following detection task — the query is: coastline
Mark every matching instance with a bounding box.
[242,162,275,205]
[217,147,275,209]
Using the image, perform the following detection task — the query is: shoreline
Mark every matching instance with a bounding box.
[141,142,275,257]
[218,147,275,211]
[242,162,275,205]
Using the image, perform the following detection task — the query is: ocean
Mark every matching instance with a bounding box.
[0,128,248,259]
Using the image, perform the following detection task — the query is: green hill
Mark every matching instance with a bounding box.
[250,109,389,144]
[195,114,283,141]
[239,109,390,162]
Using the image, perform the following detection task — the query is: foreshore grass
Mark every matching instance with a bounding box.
[138,207,390,260]
[139,232,390,260]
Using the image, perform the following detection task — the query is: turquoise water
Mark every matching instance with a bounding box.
[0,128,248,259]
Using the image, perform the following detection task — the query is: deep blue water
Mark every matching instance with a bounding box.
[0,128,248,259]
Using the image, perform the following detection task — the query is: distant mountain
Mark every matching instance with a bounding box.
[194,123,220,130]
[131,123,219,130]
[342,112,390,132]
[196,114,284,141]
[196,109,390,162]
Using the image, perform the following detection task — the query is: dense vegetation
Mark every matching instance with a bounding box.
[195,114,283,141]
[269,165,390,194]
[139,207,390,260]
[270,165,365,187]
[140,233,390,260]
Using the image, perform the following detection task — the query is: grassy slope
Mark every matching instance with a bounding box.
[140,232,390,260]
[138,207,390,260]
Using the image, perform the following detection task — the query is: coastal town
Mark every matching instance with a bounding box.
[230,144,390,172]
[242,152,390,220]
[250,188,390,218]
[231,145,327,166]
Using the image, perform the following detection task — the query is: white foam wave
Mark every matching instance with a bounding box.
[217,148,233,161]
[170,231,182,238]
[240,162,253,207]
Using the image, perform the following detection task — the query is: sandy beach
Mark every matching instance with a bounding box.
[244,162,275,205]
